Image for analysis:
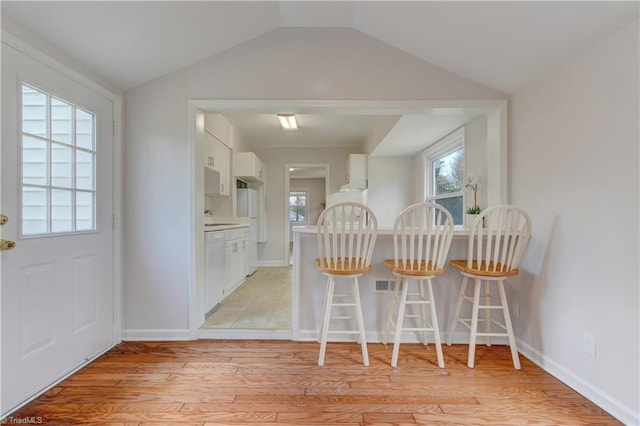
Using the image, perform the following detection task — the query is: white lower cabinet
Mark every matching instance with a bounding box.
[222,227,250,299]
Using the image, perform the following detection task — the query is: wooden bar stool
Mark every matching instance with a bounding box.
[446,205,532,369]
[382,203,454,368]
[316,202,378,367]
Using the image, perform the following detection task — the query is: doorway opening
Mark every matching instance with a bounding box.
[285,164,330,265]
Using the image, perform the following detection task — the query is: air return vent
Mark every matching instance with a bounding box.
[374,279,400,293]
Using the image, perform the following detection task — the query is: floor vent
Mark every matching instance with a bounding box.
[374,279,399,293]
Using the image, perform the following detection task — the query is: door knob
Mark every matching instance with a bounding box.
[1,239,16,251]
[0,214,7,226]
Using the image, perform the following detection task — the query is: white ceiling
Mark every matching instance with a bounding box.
[225,113,387,149]
[3,1,637,154]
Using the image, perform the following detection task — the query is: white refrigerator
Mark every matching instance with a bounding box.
[237,188,258,275]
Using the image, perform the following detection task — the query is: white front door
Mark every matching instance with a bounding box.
[1,43,115,415]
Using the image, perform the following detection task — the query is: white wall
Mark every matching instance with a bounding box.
[366,157,415,228]
[122,27,504,337]
[510,20,639,423]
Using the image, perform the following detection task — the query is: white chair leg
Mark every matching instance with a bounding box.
[318,276,331,343]
[497,280,521,370]
[467,278,482,368]
[318,277,335,367]
[351,277,369,367]
[447,275,469,345]
[418,279,429,346]
[484,280,492,347]
[391,278,409,368]
[426,279,444,368]
[383,277,401,346]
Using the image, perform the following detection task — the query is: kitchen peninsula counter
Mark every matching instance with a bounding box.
[291,225,486,344]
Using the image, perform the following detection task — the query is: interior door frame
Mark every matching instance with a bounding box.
[2,30,123,343]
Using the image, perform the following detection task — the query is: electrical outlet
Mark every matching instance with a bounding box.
[512,302,520,318]
[583,333,596,358]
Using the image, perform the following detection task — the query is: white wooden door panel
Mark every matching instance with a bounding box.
[1,43,114,415]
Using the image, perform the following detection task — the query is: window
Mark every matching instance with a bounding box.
[289,190,308,223]
[423,128,464,225]
[21,83,96,236]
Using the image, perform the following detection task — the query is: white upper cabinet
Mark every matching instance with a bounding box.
[235,152,265,182]
[204,114,232,147]
[204,133,230,196]
[204,114,232,196]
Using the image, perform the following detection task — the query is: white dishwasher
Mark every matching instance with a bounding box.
[205,230,226,316]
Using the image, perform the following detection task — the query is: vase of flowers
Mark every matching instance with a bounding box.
[465,174,481,226]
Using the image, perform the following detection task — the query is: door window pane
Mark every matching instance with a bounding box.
[22,187,47,234]
[22,136,47,185]
[21,83,98,235]
[51,143,72,188]
[76,150,94,190]
[51,190,72,232]
[22,85,47,137]
[76,191,94,231]
[51,97,72,144]
[76,108,94,150]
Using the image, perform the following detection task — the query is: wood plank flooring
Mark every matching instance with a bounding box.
[6,341,621,425]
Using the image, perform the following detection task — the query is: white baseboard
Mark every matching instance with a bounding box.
[121,329,191,341]
[517,339,639,425]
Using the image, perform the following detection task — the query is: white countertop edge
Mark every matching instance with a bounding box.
[292,225,471,237]
[204,224,249,232]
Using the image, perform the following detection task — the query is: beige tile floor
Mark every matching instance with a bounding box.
[201,266,292,330]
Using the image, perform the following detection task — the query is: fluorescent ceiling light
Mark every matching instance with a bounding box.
[277,114,298,130]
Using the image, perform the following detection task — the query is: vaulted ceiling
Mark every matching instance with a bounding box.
[2,1,637,93]
[2,1,637,154]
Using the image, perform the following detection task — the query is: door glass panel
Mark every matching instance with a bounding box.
[22,187,47,235]
[22,135,47,186]
[51,189,72,232]
[76,191,94,231]
[76,150,94,190]
[51,142,72,188]
[51,97,72,144]
[22,85,47,137]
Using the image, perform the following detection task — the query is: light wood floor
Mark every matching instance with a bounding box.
[8,341,620,425]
